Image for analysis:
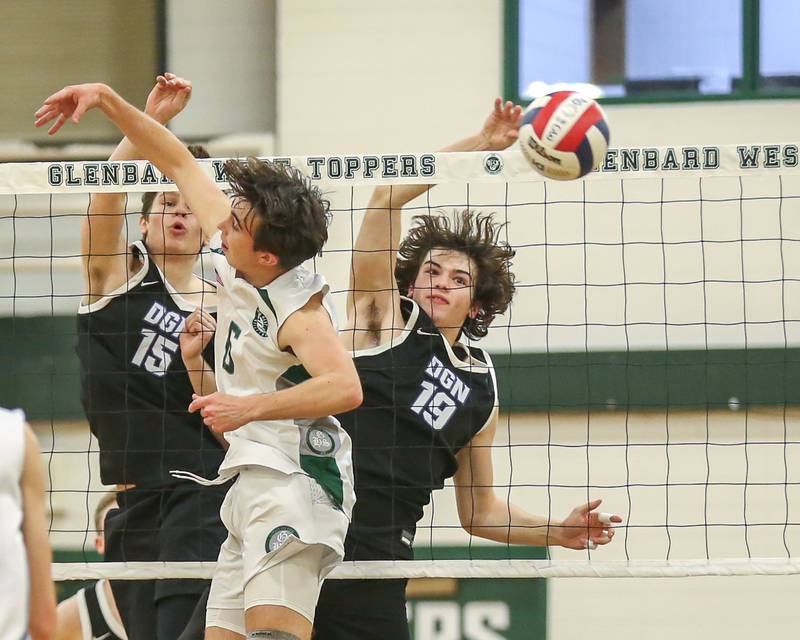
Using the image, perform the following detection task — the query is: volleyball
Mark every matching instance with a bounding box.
[518,91,610,180]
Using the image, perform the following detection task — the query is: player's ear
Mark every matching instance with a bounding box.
[468,302,481,319]
[139,214,149,235]
[257,251,280,268]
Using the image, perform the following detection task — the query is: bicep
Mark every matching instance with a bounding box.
[282,300,357,379]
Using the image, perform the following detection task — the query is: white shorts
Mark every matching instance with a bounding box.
[206,466,348,634]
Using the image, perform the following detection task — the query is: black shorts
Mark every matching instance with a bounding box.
[313,578,409,640]
[104,482,229,640]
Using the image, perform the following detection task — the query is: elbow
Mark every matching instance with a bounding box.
[458,508,480,536]
[346,381,364,412]
[460,517,483,538]
[338,378,363,413]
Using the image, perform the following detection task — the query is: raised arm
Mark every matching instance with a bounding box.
[35,82,229,239]
[21,425,57,640]
[453,413,621,549]
[347,99,522,337]
[82,74,193,298]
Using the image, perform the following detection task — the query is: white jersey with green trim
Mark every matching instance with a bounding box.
[206,232,354,516]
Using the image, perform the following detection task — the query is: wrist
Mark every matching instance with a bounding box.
[467,132,493,152]
[547,520,565,547]
[96,84,118,113]
[182,353,206,369]
[246,394,265,423]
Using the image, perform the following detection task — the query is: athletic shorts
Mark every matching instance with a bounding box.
[206,466,348,635]
[313,578,410,640]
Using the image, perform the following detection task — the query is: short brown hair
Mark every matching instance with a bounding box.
[224,158,331,270]
[395,210,516,340]
[140,144,210,215]
[93,491,117,532]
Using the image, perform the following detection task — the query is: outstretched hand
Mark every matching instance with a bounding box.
[34,83,108,135]
[479,98,523,151]
[558,499,622,550]
[145,72,192,124]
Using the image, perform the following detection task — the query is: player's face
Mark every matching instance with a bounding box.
[140,192,204,256]
[217,199,278,276]
[408,249,479,333]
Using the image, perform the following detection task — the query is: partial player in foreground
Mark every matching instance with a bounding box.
[65,74,227,640]
[56,492,126,640]
[312,99,622,640]
[0,408,57,640]
[36,82,362,640]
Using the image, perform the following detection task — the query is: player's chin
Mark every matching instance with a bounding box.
[167,237,203,256]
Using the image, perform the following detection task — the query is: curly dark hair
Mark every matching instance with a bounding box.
[224,158,331,270]
[140,144,210,216]
[395,210,516,340]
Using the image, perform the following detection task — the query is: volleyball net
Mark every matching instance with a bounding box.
[2,143,800,580]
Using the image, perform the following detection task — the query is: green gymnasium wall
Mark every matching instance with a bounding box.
[2,316,800,421]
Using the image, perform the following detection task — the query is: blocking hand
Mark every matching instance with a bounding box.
[145,72,192,124]
[34,83,108,135]
[479,98,523,151]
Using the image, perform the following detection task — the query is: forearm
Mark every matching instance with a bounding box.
[184,356,228,448]
[184,355,217,396]
[249,373,361,422]
[371,132,496,208]
[26,527,57,638]
[23,504,57,638]
[97,86,194,187]
[464,495,565,547]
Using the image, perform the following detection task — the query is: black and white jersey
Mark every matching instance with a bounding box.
[339,297,497,560]
[76,580,126,640]
[76,242,224,486]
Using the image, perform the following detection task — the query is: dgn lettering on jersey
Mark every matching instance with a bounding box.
[411,356,471,430]
[131,301,184,377]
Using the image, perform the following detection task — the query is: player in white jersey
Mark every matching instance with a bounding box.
[37,83,362,640]
[0,408,57,639]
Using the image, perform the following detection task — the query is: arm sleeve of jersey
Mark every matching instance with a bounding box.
[207,231,234,286]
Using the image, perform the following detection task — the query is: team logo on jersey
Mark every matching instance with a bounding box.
[252,308,269,337]
[266,526,299,553]
[306,428,336,455]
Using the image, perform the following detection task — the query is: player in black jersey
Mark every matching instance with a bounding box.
[56,493,126,640]
[68,75,227,640]
[313,99,622,639]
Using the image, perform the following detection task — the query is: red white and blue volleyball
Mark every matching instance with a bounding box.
[518,91,610,180]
